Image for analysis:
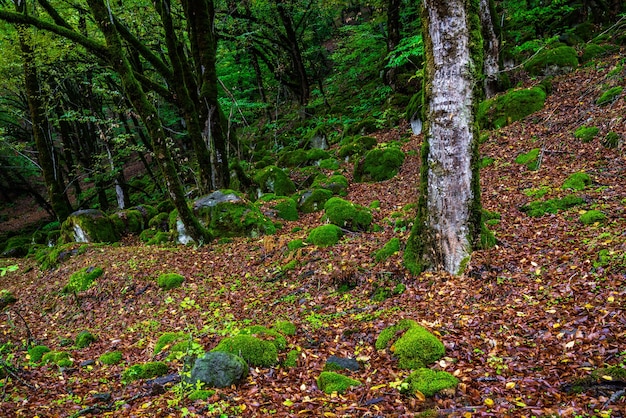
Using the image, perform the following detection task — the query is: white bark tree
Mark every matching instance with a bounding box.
[405,0,484,275]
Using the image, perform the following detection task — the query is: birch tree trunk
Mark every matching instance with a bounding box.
[480,0,499,98]
[405,0,483,275]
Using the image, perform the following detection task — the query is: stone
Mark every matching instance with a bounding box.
[187,352,248,388]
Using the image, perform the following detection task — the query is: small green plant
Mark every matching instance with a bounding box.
[188,389,215,401]
[520,194,585,217]
[374,238,400,262]
[287,239,304,251]
[283,349,299,367]
[273,320,296,336]
[75,331,97,349]
[514,148,541,170]
[601,131,620,149]
[41,351,72,367]
[317,371,361,394]
[574,126,599,143]
[63,266,103,294]
[580,210,607,225]
[157,273,185,290]
[0,264,18,277]
[99,351,123,365]
[596,86,622,105]
[0,289,17,310]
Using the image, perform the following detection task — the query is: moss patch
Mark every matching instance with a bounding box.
[254,165,296,197]
[157,273,185,290]
[297,188,334,213]
[524,45,578,76]
[60,209,120,244]
[28,345,51,363]
[306,224,343,247]
[0,289,17,310]
[580,210,607,225]
[63,266,104,294]
[562,172,591,191]
[42,351,72,368]
[75,331,97,349]
[401,368,458,397]
[122,361,168,383]
[596,86,623,106]
[515,148,541,170]
[323,197,372,231]
[376,319,445,369]
[354,146,405,182]
[99,351,123,365]
[574,126,599,143]
[478,87,546,130]
[374,238,401,262]
[212,334,278,367]
[274,320,297,336]
[317,371,361,394]
[520,194,585,217]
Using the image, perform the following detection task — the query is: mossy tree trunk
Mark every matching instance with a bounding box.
[479,0,499,98]
[87,0,210,243]
[405,0,483,275]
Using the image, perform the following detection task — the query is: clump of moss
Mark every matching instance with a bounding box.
[520,195,585,217]
[297,188,334,213]
[338,136,377,159]
[272,198,299,221]
[323,197,372,231]
[317,371,361,394]
[562,172,591,191]
[524,45,578,76]
[287,239,304,251]
[212,334,278,367]
[318,158,339,170]
[254,165,296,196]
[401,368,459,397]
[154,332,187,355]
[602,131,620,149]
[122,361,168,383]
[574,126,599,143]
[28,345,51,363]
[312,174,349,196]
[376,319,445,369]
[354,146,405,182]
[42,351,72,367]
[477,87,546,129]
[306,224,344,247]
[157,273,185,290]
[75,331,97,349]
[374,238,401,262]
[0,289,16,310]
[514,148,541,171]
[596,86,623,106]
[274,320,297,336]
[284,349,299,368]
[580,210,607,225]
[239,325,287,351]
[563,365,626,394]
[63,266,103,294]
[99,351,123,365]
[188,389,215,401]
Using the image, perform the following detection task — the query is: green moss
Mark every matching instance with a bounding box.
[562,172,591,191]
[580,210,607,225]
[338,136,377,159]
[42,351,72,367]
[354,146,405,182]
[477,87,546,129]
[75,331,97,349]
[283,349,299,368]
[212,334,278,367]
[514,148,540,170]
[0,289,16,310]
[28,345,51,363]
[63,266,103,294]
[297,188,334,213]
[1,236,30,258]
[240,325,287,351]
[122,361,168,383]
[574,126,599,143]
[480,157,495,168]
[154,331,186,355]
[60,210,120,244]
[376,320,445,369]
[306,225,343,247]
[141,230,171,245]
[157,273,185,290]
[99,351,123,365]
[596,86,623,106]
[277,149,308,167]
[287,239,304,251]
[109,209,144,235]
[148,212,170,230]
[524,45,578,76]
[401,368,459,397]
[274,320,297,336]
[188,389,215,401]
[273,198,299,221]
[480,223,497,249]
[318,158,339,170]
[306,149,331,162]
[602,131,620,149]
[581,43,610,63]
[374,238,401,262]
[405,91,423,121]
[520,195,585,217]
[317,371,361,394]
[323,197,372,231]
[564,366,626,394]
[312,174,349,196]
[254,165,296,196]
[375,319,417,350]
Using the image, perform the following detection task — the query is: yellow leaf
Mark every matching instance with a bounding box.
[463,412,472,418]
[414,390,426,402]
[607,296,615,303]
[283,399,294,407]
[505,382,516,389]
[239,404,246,411]
[370,384,386,390]
[601,375,613,381]
[514,401,527,407]
[324,413,337,417]
[553,323,561,329]
[484,398,494,407]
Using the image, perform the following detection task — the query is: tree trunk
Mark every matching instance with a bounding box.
[405,0,483,275]
[480,0,499,97]
[384,0,402,88]
[87,0,210,243]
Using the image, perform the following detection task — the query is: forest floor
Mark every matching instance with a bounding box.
[1,52,625,417]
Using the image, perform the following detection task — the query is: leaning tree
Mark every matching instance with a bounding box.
[405,0,486,275]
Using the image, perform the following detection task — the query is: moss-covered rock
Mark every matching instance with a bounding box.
[187,352,248,389]
[574,126,600,143]
[580,210,607,225]
[312,175,349,196]
[306,224,343,247]
[343,117,378,137]
[354,146,405,182]
[42,351,72,368]
[317,371,361,394]
[338,136,377,160]
[520,194,585,217]
[28,345,51,363]
[297,188,334,213]
[1,236,30,258]
[263,197,299,221]
[212,334,278,367]
[140,229,171,245]
[401,368,458,397]
[60,209,120,244]
[62,266,104,294]
[75,331,97,349]
[477,87,546,130]
[323,197,372,231]
[156,273,185,290]
[596,86,623,106]
[109,209,145,236]
[374,238,401,262]
[122,361,168,383]
[376,319,445,369]
[99,351,123,365]
[274,320,297,336]
[562,172,591,191]
[254,165,296,197]
[524,45,578,76]
[239,325,287,350]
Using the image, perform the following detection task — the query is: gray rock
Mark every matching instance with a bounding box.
[326,355,360,372]
[187,352,248,388]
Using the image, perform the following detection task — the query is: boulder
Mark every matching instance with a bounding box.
[187,352,248,388]
[60,209,119,244]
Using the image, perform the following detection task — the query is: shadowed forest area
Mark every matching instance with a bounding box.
[1,1,626,417]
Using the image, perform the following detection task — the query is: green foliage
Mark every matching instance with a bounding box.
[386,35,423,69]
[562,172,591,190]
[274,320,296,336]
[477,87,546,130]
[307,224,343,247]
[574,126,600,143]
[323,197,372,231]
[42,351,72,368]
[188,389,215,401]
[596,86,623,106]
[0,264,18,277]
[514,148,541,170]
[122,361,168,383]
[157,273,185,290]
[401,368,458,397]
[580,210,607,225]
[520,195,585,217]
[99,351,123,365]
[317,371,361,394]
[28,345,51,363]
[524,46,578,76]
[602,131,620,149]
[374,238,401,263]
[0,289,16,311]
[376,320,445,369]
[63,267,104,294]
[354,146,405,182]
[75,331,97,349]
[287,239,304,251]
[212,335,278,367]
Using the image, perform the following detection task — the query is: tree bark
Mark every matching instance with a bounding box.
[405,0,483,275]
[480,0,499,97]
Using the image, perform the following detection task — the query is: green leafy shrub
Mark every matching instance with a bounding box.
[306,225,343,247]
[212,334,278,367]
[520,195,585,217]
[376,319,445,369]
[401,368,458,397]
[524,45,578,76]
[354,146,405,182]
[317,371,361,394]
[477,87,546,129]
[157,273,185,290]
[374,238,400,262]
[562,172,591,190]
[63,266,103,294]
[75,331,97,349]
[596,86,623,106]
[99,351,123,365]
[580,210,607,225]
[28,345,51,363]
[122,361,168,383]
[574,126,599,143]
[323,197,372,231]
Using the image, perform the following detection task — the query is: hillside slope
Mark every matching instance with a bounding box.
[0,51,625,417]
